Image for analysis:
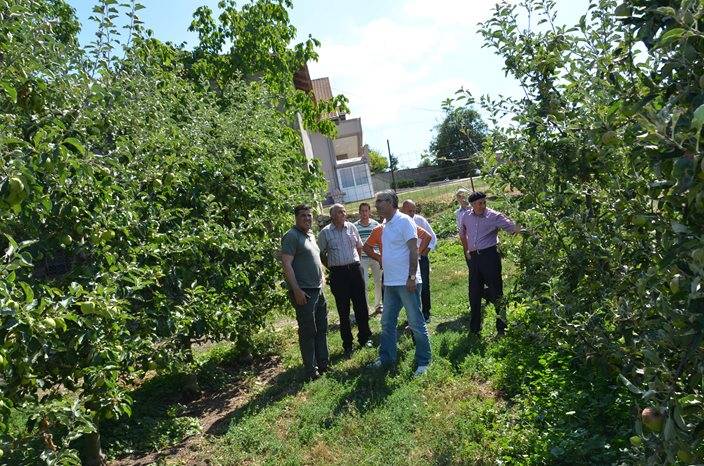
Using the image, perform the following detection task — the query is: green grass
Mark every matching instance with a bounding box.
[94,184,629,465]
[193,239,540,465]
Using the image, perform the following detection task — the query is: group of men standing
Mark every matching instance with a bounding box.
[280,187,519,380]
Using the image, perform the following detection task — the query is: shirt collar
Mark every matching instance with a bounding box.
[294,225,311,236]
[470,209,487,218]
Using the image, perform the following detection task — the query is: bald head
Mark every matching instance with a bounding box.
[401,199,416,217]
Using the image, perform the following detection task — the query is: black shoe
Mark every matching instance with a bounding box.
[362,339,373,348]
[318,365,329,374]
[306,370,320,381]
[343,348,354,359]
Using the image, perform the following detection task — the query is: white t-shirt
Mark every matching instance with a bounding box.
[381,211,423,286]
[413,214,437,250]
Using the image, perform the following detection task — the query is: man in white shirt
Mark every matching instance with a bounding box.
[370,190,431,376]
[400,199,436,323]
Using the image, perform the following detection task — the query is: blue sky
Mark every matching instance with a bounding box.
[67,0,589,168]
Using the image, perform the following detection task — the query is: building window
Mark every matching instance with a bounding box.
[338,165,369,188]
[353,164,368,183]
[340,167,355,188]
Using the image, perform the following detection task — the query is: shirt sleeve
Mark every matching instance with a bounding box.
[281,231,296,256]
[403,217,418,243]
[418,216,437,250]
[349,223,363,248]
[459,214,467,239]
[494,212,518,233]
[366,225,382,248]
[317,228,328,255]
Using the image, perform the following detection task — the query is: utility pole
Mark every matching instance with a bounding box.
[387,139,396,192]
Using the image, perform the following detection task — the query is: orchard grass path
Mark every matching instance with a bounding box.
[99,194,629,465]
[102,239,541,465]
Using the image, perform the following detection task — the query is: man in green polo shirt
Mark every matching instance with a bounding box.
[281,204,329,380]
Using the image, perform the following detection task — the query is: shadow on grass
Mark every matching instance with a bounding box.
[102,346,292,459]
[326,359,396,419]
[435,313,472,333]
[434,314,488,371]
[206,345,362,436]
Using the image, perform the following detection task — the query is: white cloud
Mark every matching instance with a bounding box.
[307,0,519,163]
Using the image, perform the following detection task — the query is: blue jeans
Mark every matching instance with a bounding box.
[378,284,431,366]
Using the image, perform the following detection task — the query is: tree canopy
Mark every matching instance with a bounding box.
[0,0,330,463]
[429,106,487,178]
[368,148,388,173]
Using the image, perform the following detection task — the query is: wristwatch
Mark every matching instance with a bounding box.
[407,275,416,281]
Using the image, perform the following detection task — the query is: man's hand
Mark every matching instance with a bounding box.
[292,288,308,305]
[406,276,416,293]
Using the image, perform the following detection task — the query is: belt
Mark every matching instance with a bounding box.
[468,245,497,256]
[330,262,361,271]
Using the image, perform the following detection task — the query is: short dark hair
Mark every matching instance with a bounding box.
[359,202,371,211]
[294,204,311,216]
[376,189,398,208]
[467,191,487,203]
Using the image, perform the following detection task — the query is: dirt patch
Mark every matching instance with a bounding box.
[110,356,286,466]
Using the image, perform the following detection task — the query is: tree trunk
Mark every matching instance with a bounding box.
[77,431,106,466]
[182,372,201,401]
[180,336,201,401]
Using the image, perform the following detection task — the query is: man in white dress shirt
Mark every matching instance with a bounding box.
[400,199,436,323]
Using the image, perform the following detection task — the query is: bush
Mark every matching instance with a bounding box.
[0,1,326,463]
[476,0,704,462]
[391,179,415,189]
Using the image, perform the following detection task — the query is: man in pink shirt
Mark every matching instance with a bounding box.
[459,191,522,336]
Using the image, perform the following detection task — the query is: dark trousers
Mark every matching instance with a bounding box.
[419,254,431,320]
[293,288,329,376]
[329,262,372,350]
[465,256,471,308]
[468,246,506,333]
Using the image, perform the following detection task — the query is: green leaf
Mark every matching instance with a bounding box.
[0,136,28,147]
[691,103,704,130]
[657,28,686,48]
[19,282,34,303]
[663,416,675,441]
[619,374,643,394]
[671,221,690,234]
[0,82,17,103]
[614,3,632,17]
[62,138,86,155]
[655,6,677,17]
[674,404,687,431]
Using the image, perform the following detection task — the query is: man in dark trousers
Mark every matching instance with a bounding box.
[400,199,437,323]
[459,192,522,335]
[280,204,329,380]
[318,204,373,358]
